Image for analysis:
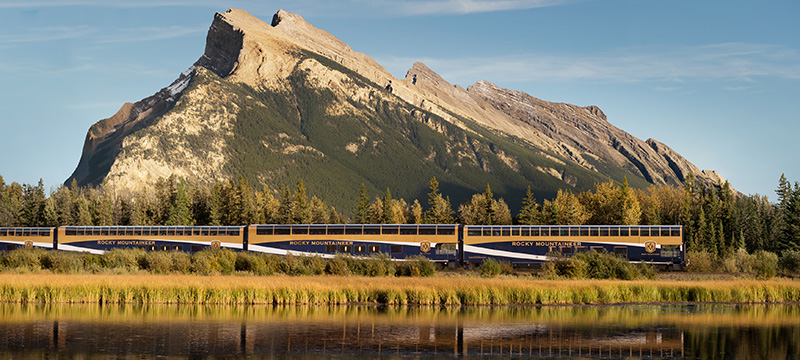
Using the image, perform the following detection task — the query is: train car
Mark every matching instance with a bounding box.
[462,225,684,268]
[247,224,460,263]
[0,227,55,251]
[56,225,246,254]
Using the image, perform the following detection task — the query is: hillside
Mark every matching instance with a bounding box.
[66,9,724,212]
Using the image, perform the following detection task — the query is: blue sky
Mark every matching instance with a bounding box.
[0,0,798,200]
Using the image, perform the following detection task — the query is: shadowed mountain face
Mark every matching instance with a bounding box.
[66,9,724,211]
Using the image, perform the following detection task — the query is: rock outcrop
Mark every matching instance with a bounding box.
[67,8,726,206]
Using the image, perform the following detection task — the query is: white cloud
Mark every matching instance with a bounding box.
[376,43,800,86]
[380,0,578,15]
[93,26,207,44]
[0,25,95,43]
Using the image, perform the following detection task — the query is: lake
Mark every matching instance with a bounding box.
[0,303,798,359]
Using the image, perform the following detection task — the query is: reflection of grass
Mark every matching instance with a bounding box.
[1,274,799,306]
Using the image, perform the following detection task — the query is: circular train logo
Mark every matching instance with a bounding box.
[419,241,431,253]
[211,240,221,250]
[24,240,33,249]
[644,241,657,253]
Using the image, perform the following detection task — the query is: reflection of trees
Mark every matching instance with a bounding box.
[684,326,800,360]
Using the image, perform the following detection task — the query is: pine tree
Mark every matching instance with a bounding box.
[293,180,311,224]
[277,184,294,224]
[382,188,395,224]
[483,184,494,225]
[354,184,369,224]
[517,186,542,225]
[409,199,423,224]
[166,179,193,225]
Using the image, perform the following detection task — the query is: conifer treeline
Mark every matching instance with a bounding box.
[1,173,799,256]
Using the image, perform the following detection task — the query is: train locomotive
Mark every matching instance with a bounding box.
[1,224,685,268]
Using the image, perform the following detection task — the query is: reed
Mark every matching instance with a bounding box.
[1,274,798,306]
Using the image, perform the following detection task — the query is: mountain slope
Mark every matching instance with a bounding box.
[66,9,724,213]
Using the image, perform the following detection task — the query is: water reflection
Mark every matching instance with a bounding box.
[0,303,798,359]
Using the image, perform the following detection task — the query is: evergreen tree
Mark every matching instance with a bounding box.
[293,180,311,224]
[382,188,395,224]
[21,179,47,226]
[517,186,543,225]
[620,177,642,225]
[277,183,294,224]
[483,184,495,225]
[166,179,193,225]
[409,199,423,224]
[354,184,369,224]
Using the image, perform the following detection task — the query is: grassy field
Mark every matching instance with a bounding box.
[1,274,799,305]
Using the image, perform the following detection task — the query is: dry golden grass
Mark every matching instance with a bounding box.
[1,274,799,305]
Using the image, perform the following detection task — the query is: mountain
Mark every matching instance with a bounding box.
[66,9,724,212]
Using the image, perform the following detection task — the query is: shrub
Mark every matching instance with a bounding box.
[171,252,192,274]
[261,254,281,275]
[301,256,326,275]
[235,252,266,274]
[103,249,145,271]
[779,250,800,274]
[140,251,173,274]
[325,255,350,276]
[480,258,502,278]
[687,251,715,272]
[191,250,217,274]
[41,251,84,273]
[2,248,46,270]
[750,250,778,279]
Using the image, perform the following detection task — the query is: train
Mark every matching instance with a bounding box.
[0,224,685,268]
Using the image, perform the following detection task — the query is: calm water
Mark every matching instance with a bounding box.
[0,303,798,359]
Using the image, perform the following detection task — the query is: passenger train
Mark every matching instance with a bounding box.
[0,224,685,268]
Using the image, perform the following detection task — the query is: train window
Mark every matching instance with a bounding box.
[560,247,573,255]
[569,227,579,236]
[191,245,202,253]
[558,227,569,236]
[172,245,182,251]
[134,227,142,236]
[662,245,680,257]
[92,228,101,236]
[65,228,75,236]
[309,226,326,235]
[589,227,598,236]
[467,227,482,237]
[345,226,363,235]
[649,227,660,237]
[193,227,202,236]
[531,227,540,237]
[614,246,628,257]
[339,244,352,253]
[550,227,560,237]
[327,225,344,235]
[580,227,589,236]
[23,228,31,237]
[671,227,681,237]
[326,245,337,253]
[159,245,169,251]
[620,227,629,237]
[148,245,156,251]
[419,226,437,235]
[275,226,291,235]
[576,246,588,253]
[482,227,492,236]
[511,227,520,236]
[501,227,511,236]
[167,227,176,236]
[381,225,399,235]
[292,226,309,235]
[228,228,240,236]
[610,228,619,237]
[210,227,218,236]
[630,227,639,236]
[390,245,403,253]
[363,226,381,235]
[108,228,116,236]
[598,227,608,237]
[520,227,530,237]
[255,226,271,235]
[639,227,649,236]
[591,246,604,252]
[492,227,501,237]
[354,244,366,253]
[42,229,50,236]
[6,244,16,251]
[100,227,109,236]
[158,227,167,236]
[438,225,455,236]
[177,228,186,236]
[124,228,133,236]
[369,244,381,253]
[400,226,417,235]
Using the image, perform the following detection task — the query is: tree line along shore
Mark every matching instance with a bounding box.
[2,173,800,276]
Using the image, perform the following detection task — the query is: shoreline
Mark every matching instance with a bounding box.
[1,274,799,305]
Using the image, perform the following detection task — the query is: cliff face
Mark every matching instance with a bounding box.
[67,8,725,209]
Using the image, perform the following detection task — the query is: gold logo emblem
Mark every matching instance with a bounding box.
[24,240,33,249]
[645,241,657,253]
[211,240,221,250]
[420,241,431,253]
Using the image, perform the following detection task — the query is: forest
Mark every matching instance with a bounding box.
[1,173,799,273]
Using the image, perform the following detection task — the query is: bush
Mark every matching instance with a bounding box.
[235,252,267,274]
[325,255,350,276]
[687,251,715,272]
[2,248,46,270]
[480,258,502,277]
[751,250,778,279]
[191,250,217,274]
[103,249,145,271]
[41,251,84,273]
[779,250,800,274]
[396,256,435,277]
[545,251,654,280]
[140,251,173,274]
[171,252,192,274]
